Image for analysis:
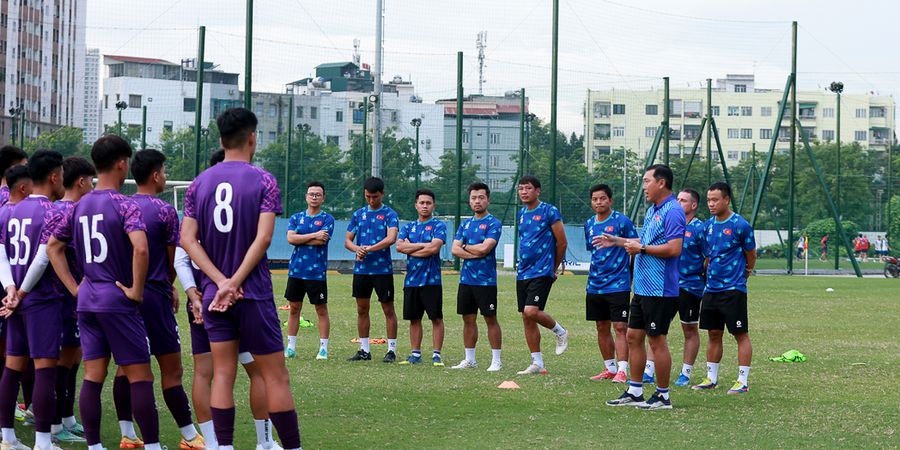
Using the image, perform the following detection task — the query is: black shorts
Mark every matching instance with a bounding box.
[700,290,748,335]
[457,284,498,316]
[403,285,443,321]
[585,291,630,322]
[677,288,702,324]
[628,294,677,336]
[284,277,328,305]
[352,274,395,303]
[516,277,553,312]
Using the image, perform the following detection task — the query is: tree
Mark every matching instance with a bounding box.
[426,147,480,222]
[25,126,91,157]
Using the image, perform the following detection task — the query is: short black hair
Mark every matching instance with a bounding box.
[415,188,435,202]
[589,183,613,200]
[307,180,325,192]
[209,148,225,166]
[91,135,133,172]
[62,156,97,189]
[518,175,541,189]
[681,188,700,204]
[217,108,258,149]
[647,164,674,190]
[708,181,733,200]
[467,181,490,198]
[363,176,384,193]
[0,146,27,178]
[27,150,64,183]
[131,149,167,185]
[5,165,30,190]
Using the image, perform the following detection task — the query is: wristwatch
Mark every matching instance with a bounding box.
[640,244,647,255]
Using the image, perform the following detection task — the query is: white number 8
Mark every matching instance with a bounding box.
[214,182,234,233]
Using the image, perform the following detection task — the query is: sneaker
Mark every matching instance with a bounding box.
[179,434,205,449]
[691,377,718,390]
[451,359,477,369]
[64,421,85,436]
[14,405,25,422]
[257,445,284,450]
[398,354,422,365]
[727,381,749,394]
[605,391,644,407]
[298,317,314,328]
[516,364,548,375]
[347,350,372,361]
[32,444,63,450]
[642,373,655,384]
[52,429,86,443]
[382,350,397,363]
[637,392,673,410]
[23,415,34,427]
[432,354,445,367]
[119,436,144,449]
[612,370,628,383]
[674,373,691,387]
[486,360,502,372]
[1,440,31,450]
[590,369,616,381]
[284,347,297,359]
[555,330,569,355]
[316,347,328,360]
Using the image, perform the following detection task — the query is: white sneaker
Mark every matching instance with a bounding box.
[516,364,548,375]
[486,360,502,372]
[316,347,328,360]
[257,444,284,450]
[555,330,569,355]
[451,359,477,369]
[1,441,30,450]
[33,445,63,450]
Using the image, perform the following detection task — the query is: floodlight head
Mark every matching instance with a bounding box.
[828,81,844,94]
[297,123,311,133]
[368,94,378,104]
[410,118,421,127]
[115,101,128,110]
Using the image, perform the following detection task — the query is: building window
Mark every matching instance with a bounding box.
[728,151,740,160]
[593,101,610,118]
[870,107,886,118]
[684,101,702,118]
[592,146,611,160]
[310,107,318,119]
[734,84,747,93]
[326,136,339,146]
[645,104,658,115]
[683,125,701,140]
[855,108,866,119]
[645,126,657,138]
[854,130,867,141]
[822,130,834,141]
[741,106,752,116]
[128,94,141,108]
[268,131,276,142]
[761,106,772,117]
[727,106,740,116]
[612,104,625,115]
[336,110,343,122]
[711,106,720,116]
[391,111,398,123]
[741,128,752,139]
[183,98,196,112]
[760,128,772,140]
[104,95,108,109]
[668,99,682,117]
[822,107,834,118]
[462,130,469,144]
[489,133,501,145]
[727,128,740,139]
[668,126,681,140]
[297,106,304,118]
[594,124,611,140]
[163,121,173,132]
[490,155,500,167]
[268,104,277,118]
[353,109,364,124]
[612,126,625,137]
[255,102,264,112]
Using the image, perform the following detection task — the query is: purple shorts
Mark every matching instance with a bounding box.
[61,295,80,348]
[6,301,63,359]
[187,302,251,356]
[139,285,181,356]
[78,311,150,365]
[201,298,283,355]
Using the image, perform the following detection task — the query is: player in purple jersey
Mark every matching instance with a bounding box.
[0,166,32,366]
[47,135,163,450]
[108,150,203,449]
[0,152,65,450]
[0,146,28,208]
[47,156,95,442]
[181,108,301,450]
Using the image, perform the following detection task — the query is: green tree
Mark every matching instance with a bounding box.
[429,149,480,222]
[25,126,91,157]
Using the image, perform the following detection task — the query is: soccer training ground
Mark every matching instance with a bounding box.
[49,274,900,448]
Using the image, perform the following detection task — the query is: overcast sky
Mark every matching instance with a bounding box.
[86,0,899,133]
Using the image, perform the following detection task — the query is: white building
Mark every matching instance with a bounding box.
[583,74,896,172]
[82,48,101,144]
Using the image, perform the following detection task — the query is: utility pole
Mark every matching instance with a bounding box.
[244,0,253,110]
[663,76,670,165]
[195,26,206,177]
[829,81,843,270]
[141,105,147,149]
[372,0,384,177]
[549,0,559,205]
[455,51,464,270]
[788,21,798,275]
[515,88,526,263]
[707,79,712,186]
[360,97,369,178]
[477,31,487,95]
[411,118,422,190]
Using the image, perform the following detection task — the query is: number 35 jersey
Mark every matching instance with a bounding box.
[53,189,147,313]
[184,161,283,302]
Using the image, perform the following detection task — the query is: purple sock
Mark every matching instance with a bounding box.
[32,367,57,432]
[269,410,302,449]
[162,385,194,428]
[130,381,160,444]
[113,375,132,421]
[210,407,235,445]
[0,368,22,428]
[21,363,34,406]
[79,380,103,445]
[54,366,69,424]
[64,363,79,417]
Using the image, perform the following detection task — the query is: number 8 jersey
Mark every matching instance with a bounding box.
[53,189,147,312]
[183,160,282,302]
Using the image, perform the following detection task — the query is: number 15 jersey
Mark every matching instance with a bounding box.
[184,161,283,302]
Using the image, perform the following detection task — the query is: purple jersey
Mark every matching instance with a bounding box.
[0,196,66,309]
[53,200,81,281]
[53,189,147,313]
[183,161,282,301]
[0,186,9,207]
[132,194,179,290]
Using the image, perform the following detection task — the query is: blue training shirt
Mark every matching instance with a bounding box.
[702,212,756,293]
[287,210,335,281]
[347,205,399,275]
[679,217,706,297]
[633,194,686,297]
[398,217,447,287]
[584,210,637,294]
[455,214,502,286]
[517,201,562,280]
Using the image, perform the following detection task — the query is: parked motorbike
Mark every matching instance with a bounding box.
[884,256,900,278]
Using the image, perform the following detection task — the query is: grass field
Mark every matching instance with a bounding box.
[20,274,900,449]
[754,257,888,271]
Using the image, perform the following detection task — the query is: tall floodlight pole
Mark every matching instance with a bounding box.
[455,51,464,270]
[141,106,147,149]
[788,21,798,275]
[244,0,253,110]
[286,95,294,214]
[372,0,384,177]
[195,26,206,177]
[516,88,526,263]
[829,81,843,270]
[549,0,559,204]
[706,79,712,185]
[663,76,670,165]
[115,101,127,138]
[360,97,370,178]
[411,118,422,190]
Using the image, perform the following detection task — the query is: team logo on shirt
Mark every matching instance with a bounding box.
[314,220,323,226]
[479,224,487,229]
[377,215,385,220]
[605,226,614,232]
[655,215,661,221]
[425,225,432,231]
[724,228,732,236]
[685,231,692,237]
[534,215,542,220]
